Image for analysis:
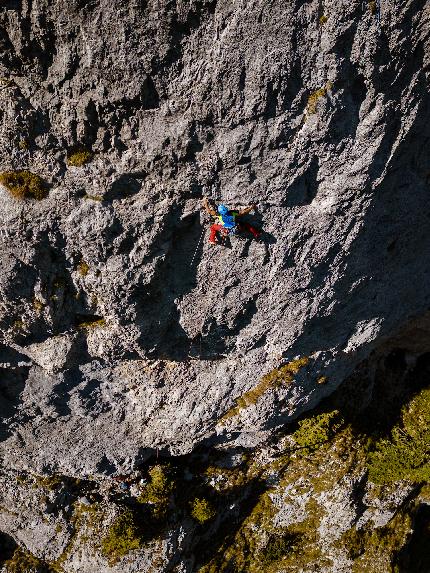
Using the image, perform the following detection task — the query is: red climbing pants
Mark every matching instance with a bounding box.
[209,222,260,243]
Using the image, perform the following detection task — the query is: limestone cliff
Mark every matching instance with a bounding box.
[0,0,429,571]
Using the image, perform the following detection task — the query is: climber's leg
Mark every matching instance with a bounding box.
[238,221,261,239]
[209,223,224,244]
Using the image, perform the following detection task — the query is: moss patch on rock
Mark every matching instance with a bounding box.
[221,357,309,422]
[67,148,93,167]
[306,82,332,115]
[0,170,48,200]
[101,509,143,564]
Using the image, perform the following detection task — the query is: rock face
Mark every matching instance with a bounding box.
[0,0,430,571]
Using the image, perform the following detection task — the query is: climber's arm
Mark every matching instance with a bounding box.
[237,204,257,216]
[202,197,217,216]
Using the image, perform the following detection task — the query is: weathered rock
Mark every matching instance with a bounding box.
[0,0,430,570]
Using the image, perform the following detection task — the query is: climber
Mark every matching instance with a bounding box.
[202,197,261,245]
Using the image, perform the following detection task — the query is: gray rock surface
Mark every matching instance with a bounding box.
[0,0,429,571]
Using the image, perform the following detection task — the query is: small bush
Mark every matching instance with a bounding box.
[137,464,175,518]
[0,170,48,200]
[368,1,377,14]
[67,148,93,167]
[319,15,328,24]
[191,498,216,524]
[368,387,430,484]
[293,410,343,453]
[101,510,142,564]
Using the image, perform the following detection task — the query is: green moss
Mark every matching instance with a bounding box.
[0,170,48,200]
[293,410,343,454]
[337,509,412,572]
[83,194,103,201]
[77,260,89,277]
[2,546,56,573]
[260,533,301,567]
[191,498,216,524]
[306,82,332,115]
[368,387,430,484]
[32,298,44,313]
[67,149,93,167]
[33,474,64,491]
[101,509,143,564]
[18,139,29,150]
[77,318,106,329]
[221,357,309,422]
[200,489,277,573]
[368,1,376,14]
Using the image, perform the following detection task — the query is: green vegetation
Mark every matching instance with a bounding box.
[83,194,103,201]
[33,474,64,491]
[306,82,332,115]
[368,1,377,14]
[221,357,309,422]
[191,498,216,524]
[319,15,328,24]
[137,464,175,518]
[77,318,106,329]
[101,509,143,564]
[32,298,44,313]
[368,387,430,484]
[18,139,29,150]
[67,148,93,167]
[2,546,55,573]
[199,490,277,573]
[293,410,343,454]
[337,509,412,572]
[77,260,89,277]
[0,170,48,200]
[260,534,297,566]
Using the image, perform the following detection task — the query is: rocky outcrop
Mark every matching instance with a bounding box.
[0,0,429,571]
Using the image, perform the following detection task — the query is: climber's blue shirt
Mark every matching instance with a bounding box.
[217,210,238,229]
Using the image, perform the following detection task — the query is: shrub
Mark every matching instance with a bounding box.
[293,410,343,453]
[319,15,328,24]
[137,464,175,518]
[67,148,93,167]
[368,387,430,484]
[101,510,142,564]
[0,170,48,200]
[191,498,216,524]
[368,1,377,14]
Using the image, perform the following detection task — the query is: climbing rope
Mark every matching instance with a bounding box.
[189,226,206,268]
[377,0,381,24]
